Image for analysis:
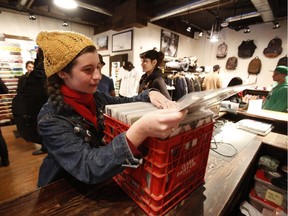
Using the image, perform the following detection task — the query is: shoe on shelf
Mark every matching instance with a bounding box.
[1,159,10,167]
[32,148,47,155]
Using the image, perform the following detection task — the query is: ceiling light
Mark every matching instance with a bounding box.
[62,21,68,27]
[210,16,221,43]
[244,26,250,33]
[186,26,191,32]
[210,33,219,43]
[54,0,78,9]
[29,14,36,20]
[198,32,203,37]
[273,21,280,29]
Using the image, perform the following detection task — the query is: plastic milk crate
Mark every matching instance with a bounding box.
[104,114,214,216]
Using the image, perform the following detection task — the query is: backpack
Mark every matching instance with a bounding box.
[216,42,227,59]
[277,55,287,66]
[12,71,48,144]
[248,56,262,75]
[263,37,282,58]
[247,56,262,83]
[226,56,238,70]
[238,40,257,58]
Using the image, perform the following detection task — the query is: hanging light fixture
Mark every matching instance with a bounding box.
[210,16,221,42]
[54,0,78,9]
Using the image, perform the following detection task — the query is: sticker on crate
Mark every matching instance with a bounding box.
[175,155,199,181]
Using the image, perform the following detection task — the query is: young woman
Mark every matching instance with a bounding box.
[36,31,186,187]
[138,49,171,100]
[25,60,34,76]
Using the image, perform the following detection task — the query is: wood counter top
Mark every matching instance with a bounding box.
[0,132,286,216]
[237,109,288,123]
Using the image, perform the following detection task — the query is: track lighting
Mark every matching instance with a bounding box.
[29,14,36,20]
[273,21,280,29]
[198,32,203,37]
[186,26,191,32]
[243,26,250,33]
[62,21,68,27]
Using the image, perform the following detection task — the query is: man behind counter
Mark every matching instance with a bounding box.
[262,65,288,112]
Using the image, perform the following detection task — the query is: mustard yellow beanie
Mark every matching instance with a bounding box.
[36,31,95,77]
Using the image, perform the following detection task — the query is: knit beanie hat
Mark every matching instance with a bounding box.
[36,31,95,77]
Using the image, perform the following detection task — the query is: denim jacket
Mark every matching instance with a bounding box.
[37,89,151,187]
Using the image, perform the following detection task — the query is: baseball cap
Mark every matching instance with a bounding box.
[273,65,288,75]
[99,54,105,66]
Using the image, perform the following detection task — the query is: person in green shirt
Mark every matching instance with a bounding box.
[262,65,288,112]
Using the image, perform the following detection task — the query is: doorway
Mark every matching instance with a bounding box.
[110,54,128,96]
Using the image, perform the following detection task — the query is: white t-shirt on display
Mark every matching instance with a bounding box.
[118,67,142,97]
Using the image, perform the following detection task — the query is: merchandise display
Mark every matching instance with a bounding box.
[0,41,23,93]
[253,169,287,210]
[277,55,287,66]
[248,56,262,75]
[226,56,238,70]
[249,170,287,214]
[238,40,257,58]
[216,42,228,59]
[263,37,283,58]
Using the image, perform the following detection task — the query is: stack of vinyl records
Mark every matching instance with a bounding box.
[105,102,214,138]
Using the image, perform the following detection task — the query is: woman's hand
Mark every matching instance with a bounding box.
[126,109,187,148]
[148,90,178,109]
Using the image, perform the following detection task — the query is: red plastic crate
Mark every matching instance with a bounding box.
[104,114,213,216]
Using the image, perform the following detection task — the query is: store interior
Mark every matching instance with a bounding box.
[0,0,287,215]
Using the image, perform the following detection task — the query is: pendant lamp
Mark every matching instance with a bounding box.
[210,16,221,42]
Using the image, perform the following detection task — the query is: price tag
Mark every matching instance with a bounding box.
[265,189,283,206]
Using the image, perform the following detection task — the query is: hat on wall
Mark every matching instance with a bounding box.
[36,30,95,77]
[98,54,105,66]
[273,65,288,75]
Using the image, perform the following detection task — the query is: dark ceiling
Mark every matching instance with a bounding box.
[0,0,286,38]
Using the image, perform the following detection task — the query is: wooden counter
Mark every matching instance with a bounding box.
[237,109,288,123]
[0,132,286,216]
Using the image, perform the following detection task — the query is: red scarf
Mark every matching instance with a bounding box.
[61,85,97,127]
